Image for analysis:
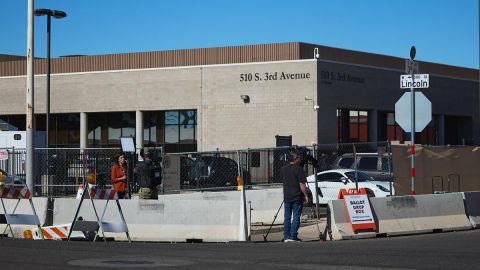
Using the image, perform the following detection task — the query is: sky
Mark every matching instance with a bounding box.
[1,0,478,69]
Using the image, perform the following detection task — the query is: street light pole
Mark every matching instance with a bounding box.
[34,9,66,147]
[46,14,50,148]
[26,0,35,193]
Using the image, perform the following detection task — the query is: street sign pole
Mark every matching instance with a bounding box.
[410,64,416,195]
[409,46,416,195]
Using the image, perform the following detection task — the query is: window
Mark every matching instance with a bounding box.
[143,110,197,153]
[358,157,378,170]
[336,109,368,143]
[322,172,343,182]
[344,171,374,182]
[88,112,135,147]
[385,112,404,142]
[338,157,354,168]
[381,157,392,171]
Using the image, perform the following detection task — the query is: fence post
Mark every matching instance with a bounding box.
[237,150,248,241]
[312,144,321,220]
[387,141,393,196]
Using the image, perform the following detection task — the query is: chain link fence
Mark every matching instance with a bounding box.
[313,141,392,181]
[163,150,242,192]
[0,141,392,196]
[33,148,120,197]
[0,148,26,186]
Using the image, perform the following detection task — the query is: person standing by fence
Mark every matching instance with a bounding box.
[135,149,158,200]
[111,152,128,199]
[281,150,309,242]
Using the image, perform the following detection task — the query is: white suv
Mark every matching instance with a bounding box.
[307,169,394,205]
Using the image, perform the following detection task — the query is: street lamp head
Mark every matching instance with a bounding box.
[410,46,416,60]
[34,9,67,19]
[52,10,67,19]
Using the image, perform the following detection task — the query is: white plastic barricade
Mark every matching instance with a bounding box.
[67,187,131,242]
[32,223,85,240]
[0,187,44,239]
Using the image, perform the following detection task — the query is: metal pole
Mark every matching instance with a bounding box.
[353,143,358,191]
[46,14,51,148]
[26,0,35,193]
[312,145,320,220]
[410,61,416,195]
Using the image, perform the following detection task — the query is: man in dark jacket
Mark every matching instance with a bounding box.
[281,150,309,242]
[135,149,158,200]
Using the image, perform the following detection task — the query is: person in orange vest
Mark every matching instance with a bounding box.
[111,152,128,199]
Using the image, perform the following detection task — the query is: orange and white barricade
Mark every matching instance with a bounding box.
[67,185,131,242]
[0,186,44,239]
[32,223,85,240]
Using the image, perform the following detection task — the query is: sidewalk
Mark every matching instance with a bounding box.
[250,215,327,242]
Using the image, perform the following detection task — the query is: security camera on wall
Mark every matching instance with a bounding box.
[314,48,320,59]
[313,105,320,111]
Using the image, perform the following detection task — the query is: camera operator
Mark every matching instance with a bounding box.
[281,150,309,242]
[135,149,158,200]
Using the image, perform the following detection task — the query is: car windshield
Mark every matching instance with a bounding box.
[344,171,375,182]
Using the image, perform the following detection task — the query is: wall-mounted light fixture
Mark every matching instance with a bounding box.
[240,95,250,103]
[314,47,320,60]
[305,96,319,111]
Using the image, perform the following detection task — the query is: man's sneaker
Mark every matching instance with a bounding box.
[290,238,302,242]
[284,239,294,242]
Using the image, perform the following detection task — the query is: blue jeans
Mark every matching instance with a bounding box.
[283,200,303,240]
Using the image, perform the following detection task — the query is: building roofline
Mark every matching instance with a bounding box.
[0,42,477,80]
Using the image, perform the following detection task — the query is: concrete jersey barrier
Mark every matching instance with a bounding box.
[0,188,285,242]
[463,192,480,228]
[328,192,473,240]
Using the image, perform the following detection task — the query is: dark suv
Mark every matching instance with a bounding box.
[333,153,393,182]
[181,156,240,188]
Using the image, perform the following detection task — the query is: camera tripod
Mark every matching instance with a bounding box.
[262,196,332,242]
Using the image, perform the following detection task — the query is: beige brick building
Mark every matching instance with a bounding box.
[0,42,478,152]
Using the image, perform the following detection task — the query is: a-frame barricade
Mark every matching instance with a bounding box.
[0,186,44,239]
[67,184,131,242]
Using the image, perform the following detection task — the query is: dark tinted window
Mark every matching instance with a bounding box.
[338,157,354,168]
[358,157,378,170]
[322,172,343,182]
[345,171,374,182]
[381,157,392,171]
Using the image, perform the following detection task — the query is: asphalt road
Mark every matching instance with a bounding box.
[0,230,479,270]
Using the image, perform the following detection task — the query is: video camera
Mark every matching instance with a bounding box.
[289,146,318,168]
[143,148,163,186]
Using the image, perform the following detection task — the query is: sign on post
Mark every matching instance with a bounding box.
[400,74,429,89]
[0,150,8,161]
[405,59,419,74]
[395,92,432,132]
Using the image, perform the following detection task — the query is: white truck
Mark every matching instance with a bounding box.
[0,131,45,149]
